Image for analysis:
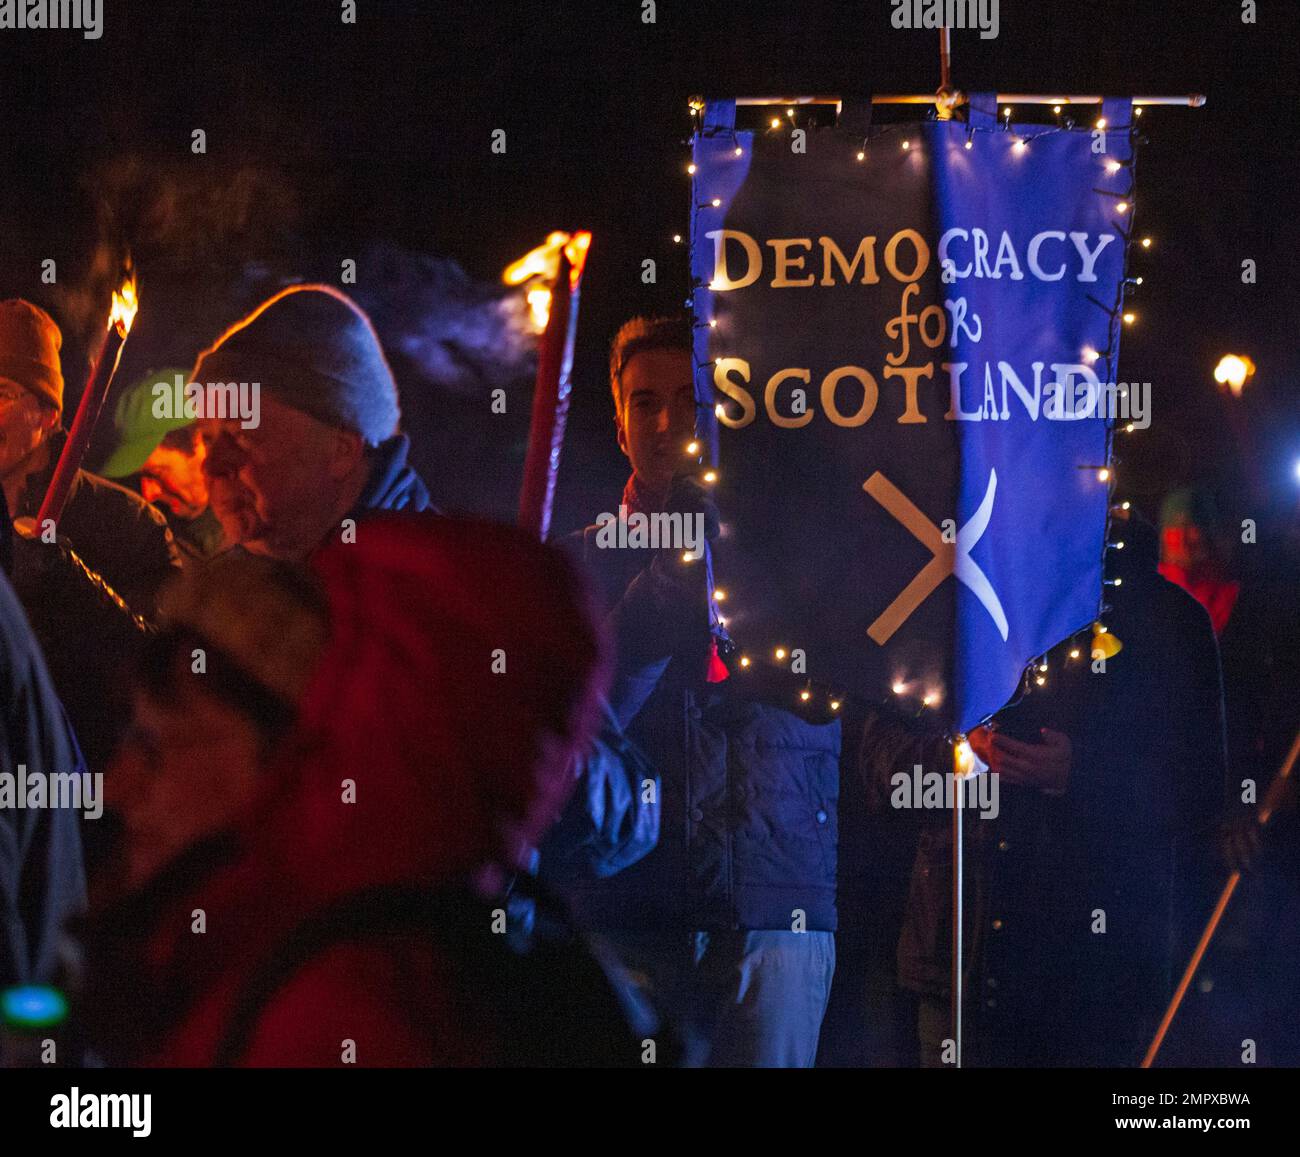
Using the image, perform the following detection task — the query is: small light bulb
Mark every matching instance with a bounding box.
[714,403,725,418]
[1069,648,1081,660]
[1098,624,1108,634]
[1123,312,1136,324]
[1115,541,1125,550]
[857,151,865,161]
[1096,117,1107,129]
[1098,467,1111,483]
[672,234,682,244]
[964,139,973,150]
[1106,161,1121,174]
[709,318,718,328]
[1116,201,1129,214]
[1035,675,1046,686]
[830,700,841,711]
[1135,106,1144,117]
[702,470,717,484]
[681,551,694,563]
[1141,237,1152,249]
[1114,577,1123,586]
[1083,347,1099,364]
[713,588,726,601]
[1121,501,1131,511]
[902,139,911,150]
[686,440,700,455]
[1002,106,1012,118]
[1052,104,1062,115]
[923,693,937,706]
[786,107,794,118]
[740,656,751,668]
[800,690,811,702]
[734,146,743,156]
[1014,138,1026,152]
[775,647,787,661]
[770,117,781,130]
[1125,423,1135,433]
[711,198,721,207]
[1039,662,1048,672]
[892,681,906,695]
[717,615,727,626]
[1135,276,1144,285]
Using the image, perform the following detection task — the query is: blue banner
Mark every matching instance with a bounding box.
[691,100,1134,732]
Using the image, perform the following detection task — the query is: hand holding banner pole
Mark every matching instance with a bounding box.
[1141,725,1300,1067]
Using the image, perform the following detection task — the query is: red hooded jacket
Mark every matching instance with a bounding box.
[86,515,614,1066]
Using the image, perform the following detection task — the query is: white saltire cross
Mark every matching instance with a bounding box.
[863,468,1009,645]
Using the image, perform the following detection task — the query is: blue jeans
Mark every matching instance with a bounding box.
[608,928,835,1067]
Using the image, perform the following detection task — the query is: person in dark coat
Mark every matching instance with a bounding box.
[0,301,181,618]
[0,300,182,781]
[82,515,660,1066]
[191,284,433,563]
[0,506,86,989]
[562,316,839,1067]
[864,509,1227,1067]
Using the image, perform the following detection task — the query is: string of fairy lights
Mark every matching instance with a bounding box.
[672,97,1151,733]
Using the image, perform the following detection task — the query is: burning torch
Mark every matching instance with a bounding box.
[36,271,139,528]
[505,231,591,542]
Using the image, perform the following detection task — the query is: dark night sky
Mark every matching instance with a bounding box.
[2,0,1297,534]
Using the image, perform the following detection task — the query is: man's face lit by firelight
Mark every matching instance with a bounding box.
[616,348,696,500]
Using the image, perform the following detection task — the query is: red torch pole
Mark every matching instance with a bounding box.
[37,277,138,527]
[517,234,590,541]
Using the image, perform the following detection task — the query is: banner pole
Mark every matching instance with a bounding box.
[1141,726,1300,1067]
[729,94,1205,109]
[952,780,963,1067]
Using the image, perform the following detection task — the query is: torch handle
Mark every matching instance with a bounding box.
[36,323,127,528]
[518,250,577,541]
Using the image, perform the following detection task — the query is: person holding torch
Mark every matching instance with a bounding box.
[0,297,180,788]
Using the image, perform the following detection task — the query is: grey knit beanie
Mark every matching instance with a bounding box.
[193,284,400,446]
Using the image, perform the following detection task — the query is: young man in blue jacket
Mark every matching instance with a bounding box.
[564,316,839,1067]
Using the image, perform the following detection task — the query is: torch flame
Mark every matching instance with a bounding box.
[503,231,593,333]
[563,231,592,289]
[109,273,139,337]
[503,232,571,287]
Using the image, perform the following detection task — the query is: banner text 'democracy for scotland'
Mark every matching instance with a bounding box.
[690,110,1132,731]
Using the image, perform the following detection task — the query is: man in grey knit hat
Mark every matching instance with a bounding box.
[193,283,433,561]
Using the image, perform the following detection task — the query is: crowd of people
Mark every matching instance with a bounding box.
[0,288,1294,1067]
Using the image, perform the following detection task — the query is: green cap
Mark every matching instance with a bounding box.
[98,368,195,480]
